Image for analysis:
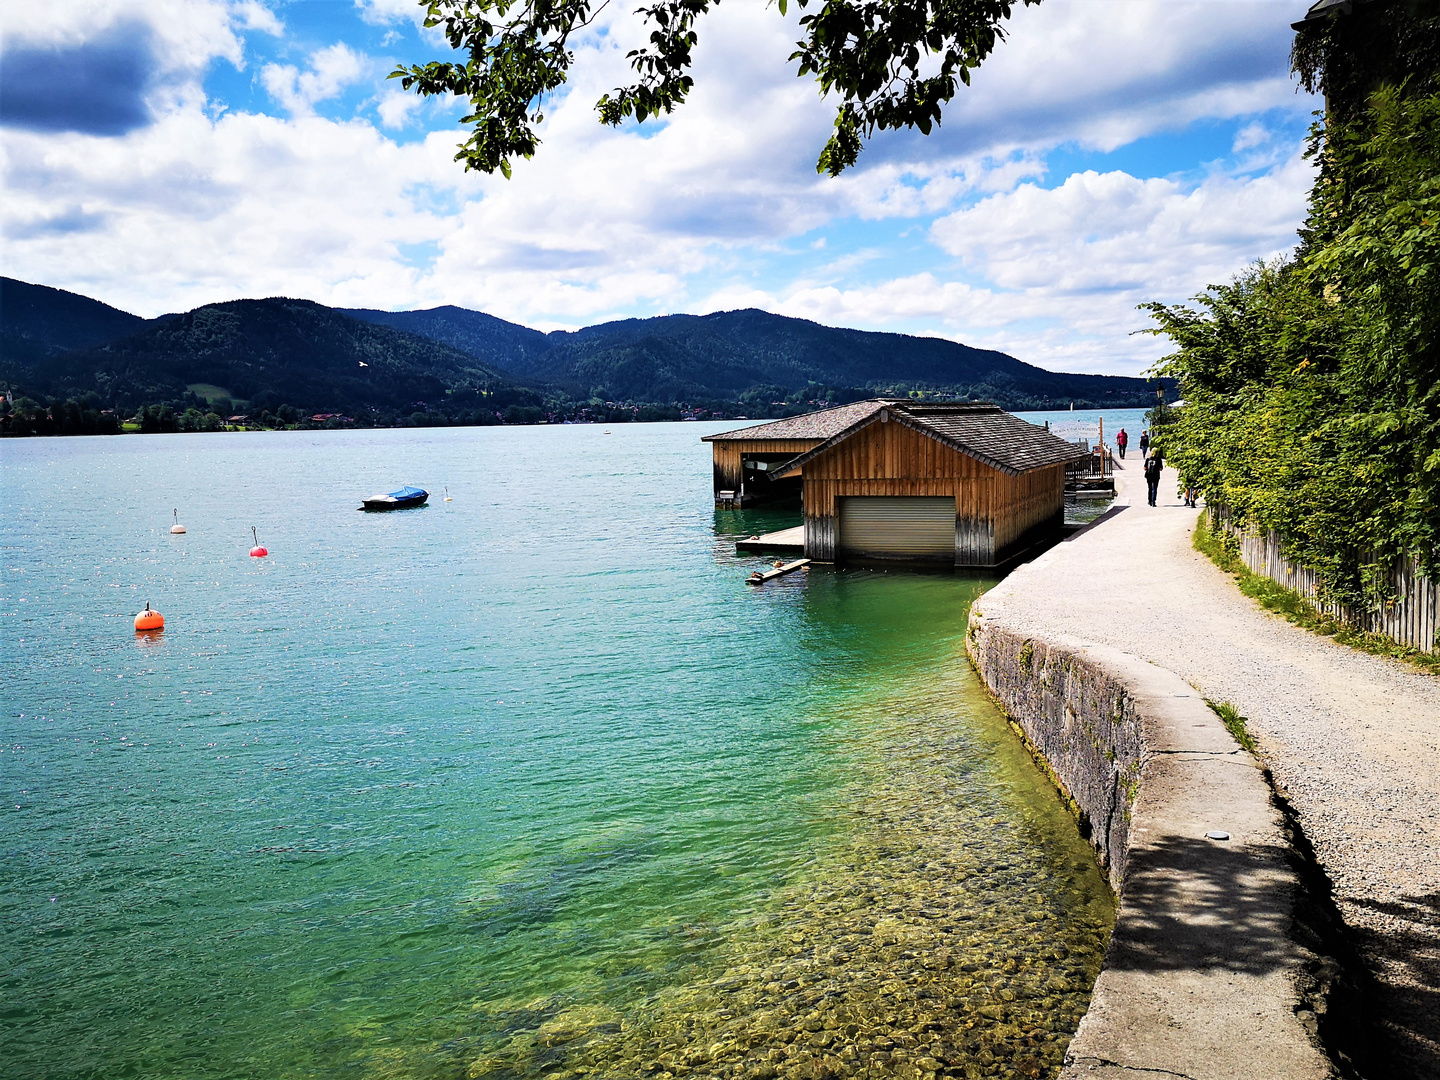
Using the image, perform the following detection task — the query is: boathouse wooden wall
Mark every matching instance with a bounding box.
[712,438,822,495]
[798,419,1066,566]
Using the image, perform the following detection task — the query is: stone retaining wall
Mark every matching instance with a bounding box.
[966,600,1335,1080]
[965,620,1141,895]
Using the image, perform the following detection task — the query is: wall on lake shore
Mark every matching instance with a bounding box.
[965,619,1140,893]
[966,603,1336,1080]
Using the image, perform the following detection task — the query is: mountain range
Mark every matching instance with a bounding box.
[0,276,1171,425]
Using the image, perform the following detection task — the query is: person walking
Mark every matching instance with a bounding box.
[1115,428,1129,459]
[1144,453,1163,507]
[1139,429,1150,456]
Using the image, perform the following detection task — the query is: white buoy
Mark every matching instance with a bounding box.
[443,486,452,502]
[170,508,186,534]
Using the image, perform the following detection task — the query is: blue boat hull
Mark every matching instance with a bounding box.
[360,489,429,511]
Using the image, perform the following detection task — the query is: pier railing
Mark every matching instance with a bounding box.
[1065,441,1114,476]
[1212,506,1438,653]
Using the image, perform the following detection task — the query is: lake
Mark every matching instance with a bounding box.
[1,422,1114,1080]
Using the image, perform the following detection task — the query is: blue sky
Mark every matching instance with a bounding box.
[0,0,1320,375]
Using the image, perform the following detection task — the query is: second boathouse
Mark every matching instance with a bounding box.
[707,400,1086,568]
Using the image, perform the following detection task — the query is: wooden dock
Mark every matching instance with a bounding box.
[735,525,804,553]
[747,558,811,584]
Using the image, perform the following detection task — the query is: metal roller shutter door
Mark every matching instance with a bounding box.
[839,496,955,560]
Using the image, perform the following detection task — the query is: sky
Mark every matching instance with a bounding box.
[0,0,1321,377]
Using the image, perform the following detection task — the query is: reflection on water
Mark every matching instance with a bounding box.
[1065,495,1115,527]
[2,424,1111,1080]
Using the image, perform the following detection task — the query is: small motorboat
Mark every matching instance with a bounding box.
[360,485,429,511]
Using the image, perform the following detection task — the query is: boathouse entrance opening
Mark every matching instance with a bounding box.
[741,456,803,505]
[838,496,955,562]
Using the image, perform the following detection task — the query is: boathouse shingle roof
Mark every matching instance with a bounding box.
[774,401,1088,477]
[700,399,893,442]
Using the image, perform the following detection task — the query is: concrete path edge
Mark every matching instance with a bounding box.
[966,605,1336,1080]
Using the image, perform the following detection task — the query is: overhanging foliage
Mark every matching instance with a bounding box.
[392,0,1037,177]
[1144,84,1440,612]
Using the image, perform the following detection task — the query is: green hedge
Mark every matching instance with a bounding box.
[1144,86,1440,612]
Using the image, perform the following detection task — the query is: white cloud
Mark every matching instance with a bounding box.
[261,43,368,116]
[375,88,423,130]
[1234,121,1272,153]
[233,1,284,37]
[355,0,429,26]
[1,0,1322,377]
[0,0,274,70]
[756,149,1315,373]
[930,158,1310,295]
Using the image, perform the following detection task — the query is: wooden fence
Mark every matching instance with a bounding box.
[1212,507,1438,653]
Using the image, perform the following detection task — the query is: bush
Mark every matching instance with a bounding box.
[1145,86,1440,611]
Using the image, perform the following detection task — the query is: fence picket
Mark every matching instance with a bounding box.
[1213,506,1437,653]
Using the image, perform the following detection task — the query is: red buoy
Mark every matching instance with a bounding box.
[249,525,268,558]
[134,603,164,632]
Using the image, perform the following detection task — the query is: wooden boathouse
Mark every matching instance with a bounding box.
[700,399,895,507]
[710,401,1087,568]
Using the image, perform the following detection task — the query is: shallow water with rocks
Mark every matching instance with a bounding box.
[456,677,1113,1080]
[3,423,1112,1080]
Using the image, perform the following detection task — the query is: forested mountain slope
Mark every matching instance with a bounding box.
[340,305,550,370]
[33,297,524,415]
[2,280,1169,421]
[0,276,147,368]
[512,309,1159,408]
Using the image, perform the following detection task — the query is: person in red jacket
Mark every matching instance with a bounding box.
[1115,427,1129,459]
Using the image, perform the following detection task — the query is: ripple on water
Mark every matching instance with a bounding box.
[431,690,1112,1080]
[1,426,1114,1080]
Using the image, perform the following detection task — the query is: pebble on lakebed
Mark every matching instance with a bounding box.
[460,720,1113,1080]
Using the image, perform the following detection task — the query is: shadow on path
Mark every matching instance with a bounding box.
[1347,889,1440,1080]
[1106,836,1300,976]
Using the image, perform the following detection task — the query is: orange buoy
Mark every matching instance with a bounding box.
[249,525,268,558]
[134,603,164,632]
[170,508,186,534]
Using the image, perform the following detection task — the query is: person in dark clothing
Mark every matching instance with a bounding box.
[1139,429,1150,456]
[1115,428,1128,459]
[1144,454,1163,506]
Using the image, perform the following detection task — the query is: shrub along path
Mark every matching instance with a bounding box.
[1002,463,1440,1078]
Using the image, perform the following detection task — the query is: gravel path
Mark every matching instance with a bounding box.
[989,463,1440,1078]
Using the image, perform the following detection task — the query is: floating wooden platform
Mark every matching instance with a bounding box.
[747,558,811,585]
[1066,479,1115,495]
[735,525,804,553]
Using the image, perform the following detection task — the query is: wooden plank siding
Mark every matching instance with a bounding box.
[712,439,823,496]
[993,463,1069,558]
[1214,506,1439,653]
[798,419,1066,566]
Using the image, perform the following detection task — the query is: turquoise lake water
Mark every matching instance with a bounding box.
[2,423,1114,1080]
[1015,407,1150,450]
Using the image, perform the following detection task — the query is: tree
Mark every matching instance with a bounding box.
[1291,0,1440,131]
[1144,83,1440,610]
[392,0,1038,177]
